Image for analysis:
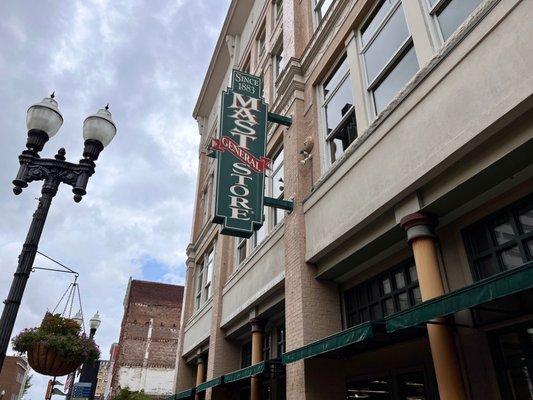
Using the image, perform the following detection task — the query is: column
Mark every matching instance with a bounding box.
[250,318,264,400]
[400,213,468,400]
[195,356,205,400]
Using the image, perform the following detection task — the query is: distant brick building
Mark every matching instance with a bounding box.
[110,279,184,399]
[0,356,28,400]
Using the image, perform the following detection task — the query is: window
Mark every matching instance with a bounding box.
[195,263,203,310]
[314,0,334,23]
[263,330,272,360]
[275,0,283,21]
[203,249,214,300]
[428,0,483,41]
[346,370,430,399]
[360,0,419,114]
[236,237,247,266]
[463,196,533,281]
[276,324,286,357]
[321,55,357,163]
[274,46,283,80]
[241,341,252,368]
[269,148,285,226]
[257,26,266,62]
[344,259,421,328]
[242,54,251,74]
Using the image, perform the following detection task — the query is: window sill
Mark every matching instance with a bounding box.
[186,297,213,328]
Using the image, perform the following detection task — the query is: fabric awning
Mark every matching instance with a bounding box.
[386,262,533,332]
[196,376,222,393]
[175,388,195,399]
[281,321,379,364]
[223,361,266,384]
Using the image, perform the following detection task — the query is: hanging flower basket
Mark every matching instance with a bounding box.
[12,313,100,377]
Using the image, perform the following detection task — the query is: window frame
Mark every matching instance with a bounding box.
[320,53,357,165]
[343,258,421,328]
[314,0,335,24]
[358,0,417,116]
[425,0,484,44]
[195,263,204,310]
[268,146,285,229]
[276,324,286,357]
[241,341,253,368]
[203,248,214,300]
[256,25,266,63]
[462,195,533,281]
[274,0,283,21]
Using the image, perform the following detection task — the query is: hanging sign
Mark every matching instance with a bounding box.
[212,70,269,238]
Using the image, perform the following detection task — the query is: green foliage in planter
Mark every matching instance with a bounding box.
[111,388,152,400]
[12,312,100,364]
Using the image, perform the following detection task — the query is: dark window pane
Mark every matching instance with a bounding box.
[363,4,409,83]
[370,281,381,300]
[325,76,353,134]
[370,303,382,320]
[475,256,500,279]
[361,0,396,46]
[394,271,406,289]
[527,239,533,260]
[382,277,392,294]
[383,298,395,316]
[360,308,370,323]
[412,286,422,305]
[519,206,533,233]
[358,285,368,305]
[499,246,524,270]
[323,55,348,98]
[437,0,483,41]
[408,264,418,283]
[471,228,491,253]
[397,291,409,310]
[492,216,516,245]
[373,45,419,112]
[397,371,427,400]
[346,376,391,399]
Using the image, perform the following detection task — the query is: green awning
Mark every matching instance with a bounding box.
[196,376,222,393]
[175,389,195,399]
[223,362,266,384]
[386,262,533,332]
[281,321,378,364]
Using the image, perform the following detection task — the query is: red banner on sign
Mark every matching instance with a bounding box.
[211,137,271,173]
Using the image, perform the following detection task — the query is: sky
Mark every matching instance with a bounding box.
[0,0,230,398]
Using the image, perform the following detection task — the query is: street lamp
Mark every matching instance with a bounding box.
[0,94,116,373]
[72,311,84,328]
[89,312,101,339]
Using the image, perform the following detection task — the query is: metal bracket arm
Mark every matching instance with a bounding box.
[264,196,293,212]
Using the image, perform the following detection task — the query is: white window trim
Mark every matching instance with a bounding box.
[358,0,416,117]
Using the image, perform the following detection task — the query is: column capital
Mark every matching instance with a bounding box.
[400,212,438,242]
[196,355,205,365]
[249,318,265,333]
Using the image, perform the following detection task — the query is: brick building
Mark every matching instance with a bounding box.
[110,279,184,399]
[174,0,533,399]
[0,356,28,400]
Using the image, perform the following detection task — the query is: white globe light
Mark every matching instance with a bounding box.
[26,95,63,138]
[89,311,101,331]
[83,106,116,147]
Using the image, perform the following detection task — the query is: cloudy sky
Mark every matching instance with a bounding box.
[0,0,229,398]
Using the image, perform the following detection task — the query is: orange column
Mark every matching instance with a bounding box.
[400,213,468,400]
[195,356,205,400]
[250,318,264,400]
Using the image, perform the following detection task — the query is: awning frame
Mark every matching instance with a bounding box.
[196,376,222,393]
[175,388,195,399]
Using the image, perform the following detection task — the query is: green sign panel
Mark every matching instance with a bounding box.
[212,70,269,238]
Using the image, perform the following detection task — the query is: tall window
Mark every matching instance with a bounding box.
[344,259,421,327]
[276,324,286,357]
[236,237,247,266]
[242,54,251,73]
[274,46,283,80]
[203,249,214,300]
[360,0,419,114]
[275,0,283,21]
[195,263,204,310]
[257,26,266,62]
[428,0,483,41]
[263,330,272,360]
[241,341,252,368]
[463,196,533,281]
[314,0,334,23]
[269,148,284,226]
[321,54,357,163]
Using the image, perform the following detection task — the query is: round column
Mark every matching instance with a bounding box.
[400,213,467,400]
[195,356,205,400]
[250,318,264,400]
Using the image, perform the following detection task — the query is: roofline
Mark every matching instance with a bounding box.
[192,0,238,119]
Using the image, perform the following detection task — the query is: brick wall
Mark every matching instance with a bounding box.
[0,356,27,400]
[110,280,184,398]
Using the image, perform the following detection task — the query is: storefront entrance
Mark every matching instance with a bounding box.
[491,322,533,399]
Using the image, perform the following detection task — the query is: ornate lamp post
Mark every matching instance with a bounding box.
[0,94,116,373]
[89,312,101,339]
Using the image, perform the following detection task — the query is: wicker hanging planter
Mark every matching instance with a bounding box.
[27,342,80,376]
[12,313,100,377]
